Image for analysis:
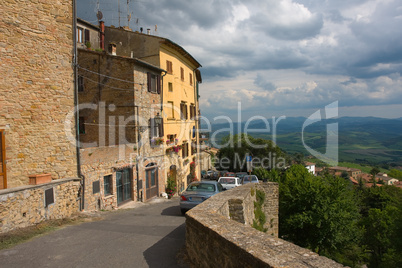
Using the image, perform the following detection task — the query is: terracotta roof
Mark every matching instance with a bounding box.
[349,177,358,184]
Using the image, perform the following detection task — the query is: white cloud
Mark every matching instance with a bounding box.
[78,0,402,120]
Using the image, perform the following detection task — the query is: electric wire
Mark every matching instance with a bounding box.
[78,65,145,85]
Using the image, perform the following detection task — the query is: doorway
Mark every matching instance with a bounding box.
[116,168,132,205]
[145,163,159,200]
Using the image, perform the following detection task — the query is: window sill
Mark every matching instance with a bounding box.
[167,118,175,121]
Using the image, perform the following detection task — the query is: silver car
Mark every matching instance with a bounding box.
[179,181,224,214]
[241,175,259,185]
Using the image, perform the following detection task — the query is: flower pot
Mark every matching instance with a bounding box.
[29,173,52,185]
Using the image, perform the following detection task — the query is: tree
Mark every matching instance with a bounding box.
[359,185,402,267]
[252,167,269,181]
[370,167,380,186]
[388,169,402,179]
[278,165,362,265]
[217,134,286,172]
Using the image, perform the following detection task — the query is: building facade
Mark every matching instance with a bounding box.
[0,0,78,189]
[77,49,166,210]
[103,27,202,193]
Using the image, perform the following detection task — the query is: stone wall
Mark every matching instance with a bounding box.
[0,0,78,188]
[185,183,345,268]
[0,178,80,233]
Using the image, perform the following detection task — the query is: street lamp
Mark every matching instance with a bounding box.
[154,113,162,127]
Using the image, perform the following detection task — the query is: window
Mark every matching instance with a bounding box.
[77,27,83,43]
[149,118,164,138]
[166,60,173,74]
[45,188,54,207]
[78,75,84,92]
[79,117,85,134]
[84,29,90,44]
[168,82,173,92]
[180,67,184,81]
[190,104,196,120]
[167,101,174,119]
[167,134,177,144]
[189,73,193,85]
[147,72,161,94]
[191,142,197,155]
[93,181,100,194]
[180,102,188,120]
[104,175,112,195]
[182,142,189,158]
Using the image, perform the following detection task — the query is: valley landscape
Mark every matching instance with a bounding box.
[208,116,402,168]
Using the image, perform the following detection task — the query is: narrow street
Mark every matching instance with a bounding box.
[0,198,187,268]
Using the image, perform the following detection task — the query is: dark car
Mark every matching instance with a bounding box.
[179,181,224,214]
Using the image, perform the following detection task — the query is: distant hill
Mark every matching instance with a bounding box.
[205,116,402,166]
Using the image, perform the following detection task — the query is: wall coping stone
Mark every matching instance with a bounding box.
[185,183,345,268]
[0,178,81,196]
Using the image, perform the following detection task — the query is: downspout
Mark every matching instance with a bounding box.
[73,0,85,211]
[193,69,200,180]
[160,70,167,112]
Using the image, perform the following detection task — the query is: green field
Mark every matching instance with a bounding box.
[210,117,402,167]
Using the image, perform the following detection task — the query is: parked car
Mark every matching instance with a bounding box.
[225,172,236,177]
[179,181,224,214]
[236,172,248,179]
[241,175,259,185]
[219,170,229,177]
[218,177,241,190]
[212,171,220,180]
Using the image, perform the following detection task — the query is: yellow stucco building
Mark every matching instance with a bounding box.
[104,26,202,193]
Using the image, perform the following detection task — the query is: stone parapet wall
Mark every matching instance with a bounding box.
[185,183,345,268]
[0,178,80,233]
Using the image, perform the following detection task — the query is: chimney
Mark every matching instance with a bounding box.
[147,28,151,35]
[99,21,105,50]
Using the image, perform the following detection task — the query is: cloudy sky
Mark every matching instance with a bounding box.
[78,0,402,121]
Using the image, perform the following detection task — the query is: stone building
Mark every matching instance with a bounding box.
[0,0,78,189]
[328,166,361,179]
[77,49,166,210]
[103,26,202,192]
[76,18,102,51]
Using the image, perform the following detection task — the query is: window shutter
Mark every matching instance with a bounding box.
[147,73,151,92]
[157,75,161,94]
[149,118,153,139]
[84,29,90,43]
[159,120,164,137]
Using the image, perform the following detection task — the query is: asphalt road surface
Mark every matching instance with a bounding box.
[0,197,187,268]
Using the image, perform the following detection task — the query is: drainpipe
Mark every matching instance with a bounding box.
[193,69,200,179]
[73,0,85,211]
[160,70,167,112]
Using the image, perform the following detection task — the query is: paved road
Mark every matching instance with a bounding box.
[0,197,187,268]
